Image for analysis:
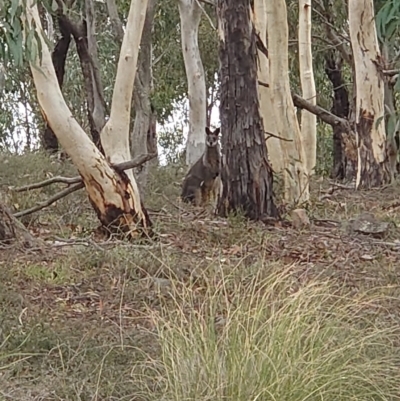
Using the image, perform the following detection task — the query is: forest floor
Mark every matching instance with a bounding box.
[1,151,400,400]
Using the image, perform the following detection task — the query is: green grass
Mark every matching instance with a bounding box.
[147,267,400,401]
[1,151,400,400]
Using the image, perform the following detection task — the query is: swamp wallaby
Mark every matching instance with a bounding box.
[181,127,222,208]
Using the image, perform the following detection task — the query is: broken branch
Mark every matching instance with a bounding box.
[13,153,156,193]
[12,153,156,218]
[291,92,351,133]
[13,182,84,218]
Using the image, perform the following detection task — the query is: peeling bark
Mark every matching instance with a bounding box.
[131,0,157,192]
[216,0,277,220]
[22,0,152,238]
[41,16,71,153]
[178,0,207,166]
[349,0,390,188]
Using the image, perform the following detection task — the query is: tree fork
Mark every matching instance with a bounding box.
[22,0,152,241]
[58,13,107,153]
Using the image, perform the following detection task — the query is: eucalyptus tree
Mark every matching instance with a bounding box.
[253,0,283,173]
[105,0,158,191]
[2,0,153,237]
[376,0,400,179]
[217,0,277,220]
[178,0,207,167]
[298,0,317,176]
[349,0,390,187]
[266,0,309,203]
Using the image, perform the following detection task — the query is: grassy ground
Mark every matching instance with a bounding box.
[1,151,400,400]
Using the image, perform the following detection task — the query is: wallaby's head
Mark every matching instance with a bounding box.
[205,127,220,147]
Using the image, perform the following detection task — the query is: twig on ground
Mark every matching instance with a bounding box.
[330,183,355,190]
[50,236,167,250]
[162,194,187,212]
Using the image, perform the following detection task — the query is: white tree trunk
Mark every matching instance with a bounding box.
[253,0,284,173]
[298,0,317,176]
[266,0,309,203]
[178,0,207,167]
[348,0,390,188]
[22,0,152,235]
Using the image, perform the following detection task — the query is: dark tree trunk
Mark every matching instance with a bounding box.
[147,104,158,167]
[60,14,106,155]
[41,16,71,153]
[216,0,277,220]
[324,51,357,180]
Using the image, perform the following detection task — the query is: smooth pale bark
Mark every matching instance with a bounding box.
[178,0,207,167]
[253,0,283,173]
[298,0,316,175]
[131,0,157,192]
[349,0,390,188]
[266,0,309,203]
[22,0,152,235]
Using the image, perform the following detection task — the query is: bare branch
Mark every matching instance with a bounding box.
[291,93,351,132]
[195,0,216,30]
[198,0,215,6]
[383,69,400,77]
[13,176,80,192]
[265,131,293,142]
[13,182,85,218]
[13,153,156,193]
[258,80,269,88]
[259,79,348,131]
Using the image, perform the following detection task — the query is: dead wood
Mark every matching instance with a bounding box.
[0,203,45,249]
[12,153,156,218]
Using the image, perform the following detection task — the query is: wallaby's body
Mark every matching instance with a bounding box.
[181,127,222,208]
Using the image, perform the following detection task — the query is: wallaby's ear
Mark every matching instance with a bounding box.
[214,127,221,136]
[205,127,211,135]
